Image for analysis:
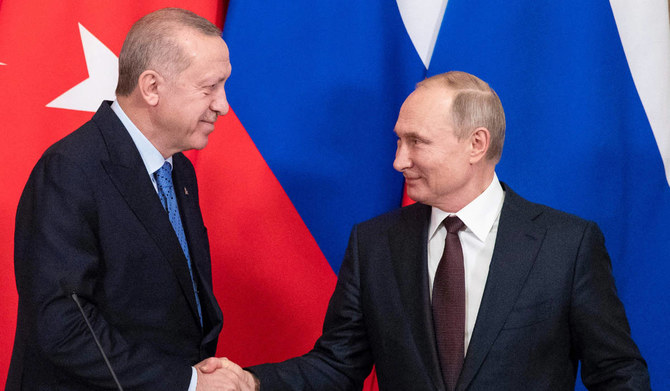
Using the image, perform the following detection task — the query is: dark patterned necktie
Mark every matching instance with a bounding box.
[154,162,203,327]
[432,215,465,391]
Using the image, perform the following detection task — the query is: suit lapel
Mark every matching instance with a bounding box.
[457,186,546,390]
[388,203,444,391]
[93,102,203,328]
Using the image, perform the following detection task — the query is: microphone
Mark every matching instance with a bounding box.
[70,292,124,391]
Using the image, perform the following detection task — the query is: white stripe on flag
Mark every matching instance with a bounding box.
[396,0,449,69]
[611,0,670,186]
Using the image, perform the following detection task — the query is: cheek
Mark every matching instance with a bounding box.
[416,155,443,175]
[423,159,453,187]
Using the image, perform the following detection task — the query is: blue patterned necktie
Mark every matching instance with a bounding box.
[154,161,203,327]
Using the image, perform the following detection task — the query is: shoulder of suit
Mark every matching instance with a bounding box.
[40,112,109,167]
[356,202,429,231]
[42,102,135,167]
[502,183,597,231]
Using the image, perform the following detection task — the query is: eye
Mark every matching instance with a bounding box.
[202,83,218,91]
[202,84,217,96]
[408,137,422,145]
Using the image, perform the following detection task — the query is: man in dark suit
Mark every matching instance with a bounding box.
[7,8,254,391]
[214,71,651,390]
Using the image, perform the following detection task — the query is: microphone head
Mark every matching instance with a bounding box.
[58,278,77,298]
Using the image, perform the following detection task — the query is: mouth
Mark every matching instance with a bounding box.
[200,114,218,124]
[199,120,216,133]
[200,112,219,124]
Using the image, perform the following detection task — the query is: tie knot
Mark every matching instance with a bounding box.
[443,215,465,234]
[154,161,172,182]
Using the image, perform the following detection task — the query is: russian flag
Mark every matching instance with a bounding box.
[219,1,669,389]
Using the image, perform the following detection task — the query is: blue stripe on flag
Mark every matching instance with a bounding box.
[223,1,425,272]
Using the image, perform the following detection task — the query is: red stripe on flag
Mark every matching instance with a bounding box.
[402,182,416,206]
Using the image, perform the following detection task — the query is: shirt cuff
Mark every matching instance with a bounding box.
[188,367,198,391]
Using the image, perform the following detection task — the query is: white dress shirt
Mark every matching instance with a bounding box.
[427,174,505,356]
[111,101,172,186]
[110,101,198,391]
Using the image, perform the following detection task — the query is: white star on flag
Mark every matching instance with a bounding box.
[47,23,118,113]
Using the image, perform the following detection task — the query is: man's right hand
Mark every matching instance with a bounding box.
[195,357,258,391]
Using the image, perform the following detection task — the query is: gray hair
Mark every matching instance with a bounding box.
[115,8,221,96]
[417,71,506,162]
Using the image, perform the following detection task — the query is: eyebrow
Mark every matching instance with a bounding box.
[200,76,228,87]
[395,130,422,139]
[202,68,231,84]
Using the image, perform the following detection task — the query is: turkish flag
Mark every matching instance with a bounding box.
[0,0,336,386]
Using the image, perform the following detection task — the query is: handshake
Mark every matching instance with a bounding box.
[195,357,259,391]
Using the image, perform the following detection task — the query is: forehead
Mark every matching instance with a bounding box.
[395,87,454,135]
[178,31,231,78]
[178,29,229,60]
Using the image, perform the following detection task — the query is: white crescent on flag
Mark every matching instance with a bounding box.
[46,23,118,113]
[610,0,670,186]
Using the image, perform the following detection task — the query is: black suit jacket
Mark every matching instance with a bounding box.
[251,184,650,390]
[7,102,223,390]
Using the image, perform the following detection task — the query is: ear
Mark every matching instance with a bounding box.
[469,127,490,164]
[137,70,162,106]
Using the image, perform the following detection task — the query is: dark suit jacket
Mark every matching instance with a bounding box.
[7,102,223,390]
[251,184,650,390]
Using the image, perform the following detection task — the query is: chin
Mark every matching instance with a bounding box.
[406,190,426,204]
[191,137,210,151]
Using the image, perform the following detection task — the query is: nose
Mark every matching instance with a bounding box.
[211,86,229,117]
[393,139,412,172]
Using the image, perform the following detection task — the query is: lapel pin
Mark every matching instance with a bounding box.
[184,187,189,195]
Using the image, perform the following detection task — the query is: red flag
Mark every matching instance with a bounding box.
[1,1,337,386]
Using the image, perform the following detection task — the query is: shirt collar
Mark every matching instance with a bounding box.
[429,173,505,242]
[111,100,172,176]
